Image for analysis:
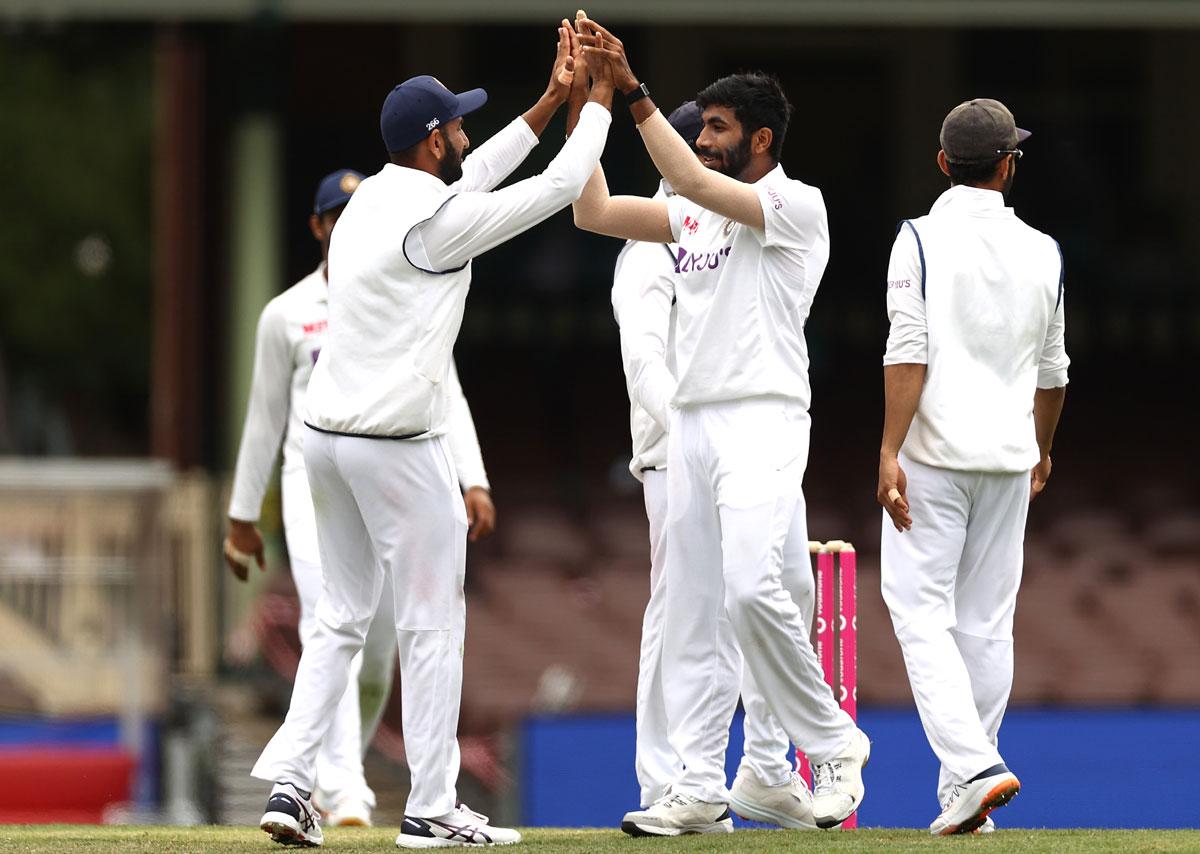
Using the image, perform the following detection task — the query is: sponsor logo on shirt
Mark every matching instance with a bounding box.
[303,320,328,335]
[682,215,701,236]
[887,278,912,289]
[765,186,784,210]
[674,245,732,274]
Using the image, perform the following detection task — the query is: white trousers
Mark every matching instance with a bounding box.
[290,555,396,808]
[880,454,1028,804]
[636,470,804,807]
[253,429,467,819]
[661,399,856,803]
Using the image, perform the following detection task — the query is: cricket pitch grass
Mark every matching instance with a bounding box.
[2,826,1199,853]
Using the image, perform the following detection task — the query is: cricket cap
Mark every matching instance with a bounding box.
[313,169,364,215]
[940,98,1031,164]
[667,100,704,149]
[381,75,488,154]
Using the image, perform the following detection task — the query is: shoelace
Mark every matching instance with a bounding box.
[455,803,489,824]
[812,760,842,795]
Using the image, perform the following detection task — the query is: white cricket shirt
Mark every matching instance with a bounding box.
[228,266,491,533]
[305,103,612,439]
[611,189,678,479]
[884,185,1070,473]
[665,163,830,409]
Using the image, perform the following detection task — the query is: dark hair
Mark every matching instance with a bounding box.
[695,72,793,160]
[946,157,1003,187]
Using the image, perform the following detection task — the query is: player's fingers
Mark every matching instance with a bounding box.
[224,555,249,582]
[582,18,622,48]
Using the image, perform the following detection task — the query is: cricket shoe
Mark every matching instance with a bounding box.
[324,795,373,828]
[929,765,1020,836]
[976,816,997,833]
[261,782,324,847]
[811,728,871,829]
[620,792,734,837]
[395,804,521,848]
[729,769,817,829]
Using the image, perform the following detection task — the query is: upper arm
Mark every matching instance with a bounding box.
[755,182,826,250]
[883,223,928,365]
[1038,240,1070,388]
[594,196,674,244]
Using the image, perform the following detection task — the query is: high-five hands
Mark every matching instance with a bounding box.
[575,16,640,94]
[546,20,577,104]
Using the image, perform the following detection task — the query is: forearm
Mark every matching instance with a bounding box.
[452,116,539,194]
[634,109,764,228]
[573,166,673,242]
[1033,385,1066,459]
[881,363,926,458]
[228,412,285,522]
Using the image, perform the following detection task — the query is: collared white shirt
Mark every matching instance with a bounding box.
[305,103,612,439]
[665,163,830,410]
[228,266,490,527]
[611,185,678,479]
[884,185,1070,473]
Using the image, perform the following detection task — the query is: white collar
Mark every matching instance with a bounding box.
[930,184,1012,216]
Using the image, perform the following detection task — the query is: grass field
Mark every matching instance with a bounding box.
[1,826,1198,853]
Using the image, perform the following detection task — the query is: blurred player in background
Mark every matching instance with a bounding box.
[608,96,819,833]
[251,22,616,848]
[574,19,869,835]
[877,98,1069,835]
[224,170,496,828]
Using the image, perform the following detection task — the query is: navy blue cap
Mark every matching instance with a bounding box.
[668,101,703,149]
[313,169,364,215]
[380,75,488,154]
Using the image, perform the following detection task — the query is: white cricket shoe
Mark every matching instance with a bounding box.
[325,795,373,828]
[261,781,324,847]
[729,769,817,829]
[811,728,870,829]
[620,792,734,837]
[977,816,997,833]
[395,804,521,848]
[929,765,1020,836]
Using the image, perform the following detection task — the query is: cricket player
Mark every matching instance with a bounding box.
[877,98,1069,835]
[573,21,869,835]
[611,99,819,833]
[225,169,496,828]
[253,22,615,848]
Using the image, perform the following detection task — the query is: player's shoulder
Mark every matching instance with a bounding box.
[262,268,324,320]
[758,166,825,212]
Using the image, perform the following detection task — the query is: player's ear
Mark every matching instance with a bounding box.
[428,128,445,161]
[308,213,323,242]
[753,127,773,156]
[937,149,951,177]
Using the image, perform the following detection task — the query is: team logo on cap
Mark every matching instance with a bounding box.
[339,173,360,194]
[426,117,441,131]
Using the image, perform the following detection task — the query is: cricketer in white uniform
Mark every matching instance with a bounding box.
[253,23,616,848]
[877,98,1069,836]
[573,21,869,835]
[225,169,495,827]
[611,101,818,833]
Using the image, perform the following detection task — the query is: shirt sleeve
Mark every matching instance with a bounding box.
[665,195,687,243]
[882,223,929,366]
[405,102,612,273]
[611,241,676,432]
[444,358,490,492]
[228,301,292,522]
[1037,289,1070,389]
[449,116,539,194]
[754,180,826,250]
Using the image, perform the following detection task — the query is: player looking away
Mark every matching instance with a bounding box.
[572,19,870,835]
[876,99,1069,835]
[251,23,616,849]
[224,168,497,828]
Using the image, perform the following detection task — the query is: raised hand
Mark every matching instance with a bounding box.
[546,20,576,104]
[577,17,640,94]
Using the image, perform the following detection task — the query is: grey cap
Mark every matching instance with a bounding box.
[940,98,1032,164]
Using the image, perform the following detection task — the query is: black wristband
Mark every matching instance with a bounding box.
[624,82,650,105]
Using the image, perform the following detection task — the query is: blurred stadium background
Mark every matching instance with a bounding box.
[1,0,1198,832]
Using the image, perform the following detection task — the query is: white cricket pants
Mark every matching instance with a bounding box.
[661,399,856,804]
[253,429,467,819]
[637,470,808,806]
[880,453,1029,804]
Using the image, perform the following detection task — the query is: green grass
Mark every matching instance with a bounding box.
[1,826,1198,853]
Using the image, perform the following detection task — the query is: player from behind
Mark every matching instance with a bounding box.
[877,99,1068,835]
[251,22,615,848]
[607,96,821,833]
[573,20,869,835]
[225,170,497,828]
